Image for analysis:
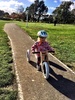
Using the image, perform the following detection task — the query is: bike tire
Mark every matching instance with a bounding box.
[26,49,30,62]
[42,62,49,79]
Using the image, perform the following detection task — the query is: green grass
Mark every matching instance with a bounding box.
[0,89,17,100]
[0,20,17,99]
[15,22,75,70]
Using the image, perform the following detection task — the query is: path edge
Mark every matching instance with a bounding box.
[8,36,24,100]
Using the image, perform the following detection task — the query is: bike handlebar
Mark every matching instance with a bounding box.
[32,51,55,54]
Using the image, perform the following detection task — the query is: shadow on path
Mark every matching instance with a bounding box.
[47,68,75,100]
[29,60,67,72]
[48,61,75,99]
[29,61,36,68]
[30,60,75,100]
[49,61,67,71]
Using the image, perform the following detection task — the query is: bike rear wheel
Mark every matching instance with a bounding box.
[42,62,49,79]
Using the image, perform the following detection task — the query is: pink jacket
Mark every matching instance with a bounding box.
[31,41,54,56]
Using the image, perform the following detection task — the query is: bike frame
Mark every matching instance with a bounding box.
[40,51,48,63]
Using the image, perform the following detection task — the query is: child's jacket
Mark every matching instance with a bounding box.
[31,41,54,56]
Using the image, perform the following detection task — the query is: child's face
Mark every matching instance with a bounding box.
[39,37,46,43]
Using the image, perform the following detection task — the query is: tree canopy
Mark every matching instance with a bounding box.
[25,0,48,22]
[52,1,75,24]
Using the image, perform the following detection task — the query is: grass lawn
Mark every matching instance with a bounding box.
[0,20,17,99]
[15,21,75,71]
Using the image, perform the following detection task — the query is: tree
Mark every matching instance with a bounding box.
[0,10,4,17]
[36,0,48,22]
[70,9,75,23]
[4,12,9,17]
[25,0,48,22]
[17,5,24,13]
[52,1,74,24]
[25,4,35,21]
[71,9,75,15]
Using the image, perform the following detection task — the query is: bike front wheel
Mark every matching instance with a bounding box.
[42,62,49,79]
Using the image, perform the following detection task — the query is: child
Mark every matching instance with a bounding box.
[31,30,55,67]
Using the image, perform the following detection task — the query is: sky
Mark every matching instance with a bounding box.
[0,0,75,14]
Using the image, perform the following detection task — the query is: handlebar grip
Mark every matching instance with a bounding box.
[49,51,55,53]
[32,52,39,54]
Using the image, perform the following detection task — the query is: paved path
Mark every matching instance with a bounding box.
[4,23,75,100]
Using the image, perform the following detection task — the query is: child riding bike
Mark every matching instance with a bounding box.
[31,30,55,68]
